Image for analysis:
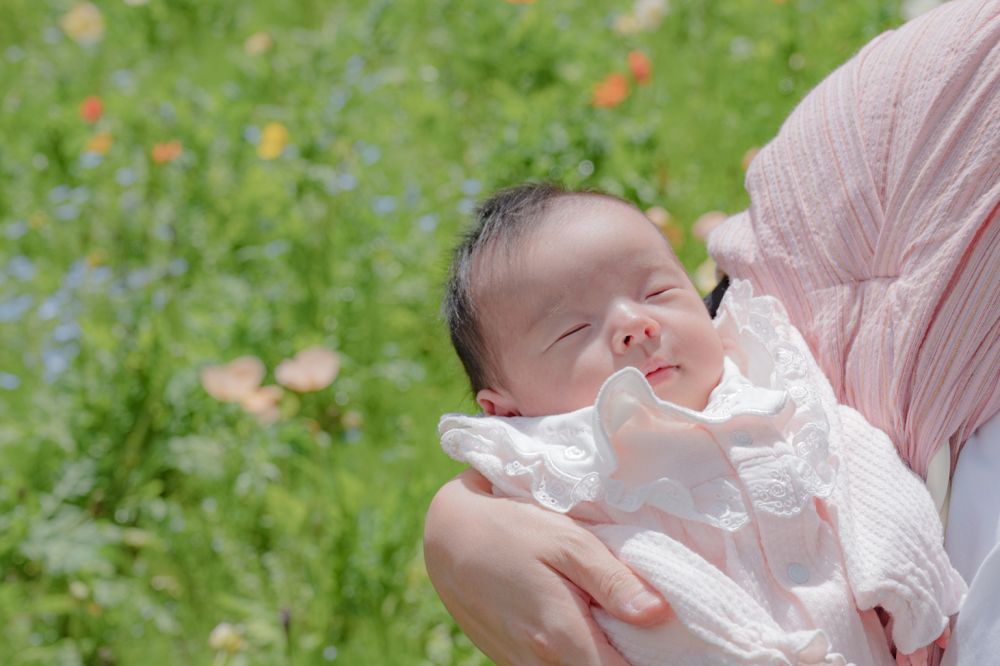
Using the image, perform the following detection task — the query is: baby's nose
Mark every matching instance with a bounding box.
[615,314,661,352]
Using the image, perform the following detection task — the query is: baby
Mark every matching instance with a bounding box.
[439,184,966,666]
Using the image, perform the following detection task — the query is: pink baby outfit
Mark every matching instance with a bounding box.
[440,281,965,666]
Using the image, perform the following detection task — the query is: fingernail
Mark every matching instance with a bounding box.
[629,590,660,613]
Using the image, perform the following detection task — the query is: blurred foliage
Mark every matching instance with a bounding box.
[0,0,913,663]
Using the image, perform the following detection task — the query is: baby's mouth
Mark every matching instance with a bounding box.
[643,363,678,387]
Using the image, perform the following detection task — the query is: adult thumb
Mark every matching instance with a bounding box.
[554,529,670,626]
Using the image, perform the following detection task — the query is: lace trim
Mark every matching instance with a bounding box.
[714,280,837,515]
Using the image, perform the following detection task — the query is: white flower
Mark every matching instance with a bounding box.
[900,0,943,21]
[60,3,105,46]
[634,0,668,30]
[209,622,245,654]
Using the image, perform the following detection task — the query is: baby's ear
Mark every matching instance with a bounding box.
[476,389,521,417]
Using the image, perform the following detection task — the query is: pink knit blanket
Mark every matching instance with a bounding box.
[709,0,1000,478]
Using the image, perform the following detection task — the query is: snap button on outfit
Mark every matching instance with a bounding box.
[731,431,753,446]
[787,563,809,584]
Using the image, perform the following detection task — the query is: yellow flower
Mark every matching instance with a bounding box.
[613,14,641,34]
[694,258,720,295]
[85,249,108,268]
[85,133,113,155]
[341,410,363,429]
[200,356,266,403]
[60,3,105,47]
[257,122,289,160]
[243,32,274,56]
[275,346,340,392]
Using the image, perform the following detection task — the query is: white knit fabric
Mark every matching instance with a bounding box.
[441,280,966,666]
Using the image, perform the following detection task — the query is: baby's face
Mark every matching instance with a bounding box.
[475,196,725,418]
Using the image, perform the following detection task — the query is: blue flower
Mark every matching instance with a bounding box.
[0,295,33,322]
[8,256,35,282]
[0,372,20,390]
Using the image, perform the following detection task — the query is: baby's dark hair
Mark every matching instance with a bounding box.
[442,182,640,395]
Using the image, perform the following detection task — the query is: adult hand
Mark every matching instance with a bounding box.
[424,468,670,666]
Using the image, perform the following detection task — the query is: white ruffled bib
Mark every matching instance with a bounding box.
[441,279,837,531]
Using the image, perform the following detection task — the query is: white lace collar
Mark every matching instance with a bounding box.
[440,280,837,530]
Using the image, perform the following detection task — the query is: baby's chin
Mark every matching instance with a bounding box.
[650,380,713,412]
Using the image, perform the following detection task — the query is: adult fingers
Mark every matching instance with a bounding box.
[425,469,639,666]
[546,527,670,626]
[936,625,951,650]
[516,578,638,666]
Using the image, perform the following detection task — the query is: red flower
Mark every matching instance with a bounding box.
[592,73,630,108]
[79,95,103,123]
[628,51,653,85]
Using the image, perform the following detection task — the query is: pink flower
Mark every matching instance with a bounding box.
[692,211,728,241]
[200,356,265,402]
[240,385,284,425]
[275,346,339,392]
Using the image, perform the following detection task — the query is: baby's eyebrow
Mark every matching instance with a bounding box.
[529,291,577,326]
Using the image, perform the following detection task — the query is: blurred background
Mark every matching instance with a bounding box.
[0,0,938,663]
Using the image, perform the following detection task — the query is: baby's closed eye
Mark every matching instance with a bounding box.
[556,324,589,342]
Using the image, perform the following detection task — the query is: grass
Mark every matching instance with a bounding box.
[0,0,910,663]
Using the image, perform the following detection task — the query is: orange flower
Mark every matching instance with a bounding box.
[592,73,630,109]
[152,140,183,164]
[85,133,113,155]
[741,146,760,171]
[275,346,340,392]
[646,207,683,248]
[240,385,284,425]
[627,51,653,85]
[256,122,289,160]
[692,211,728,241]
[79,96,104,123]
[200,356,265,403]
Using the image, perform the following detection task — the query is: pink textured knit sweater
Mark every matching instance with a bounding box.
[709,0,1000,479]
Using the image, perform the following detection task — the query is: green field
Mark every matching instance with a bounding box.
[0,0,919,663]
